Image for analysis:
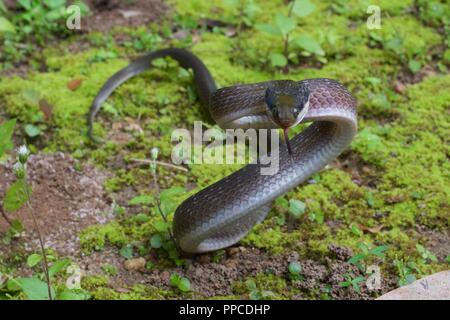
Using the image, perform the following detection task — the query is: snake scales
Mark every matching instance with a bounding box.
[88,48,357,253]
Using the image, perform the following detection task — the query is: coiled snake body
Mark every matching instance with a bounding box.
[88,48,357,253]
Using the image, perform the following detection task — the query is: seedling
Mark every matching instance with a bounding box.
[339,274,365,293]
[255,0,323,69]
[169,273,191,293]
[246,279,275,300]
[287,261,303,281]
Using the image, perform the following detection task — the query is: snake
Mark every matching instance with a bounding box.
[88,48,357,254]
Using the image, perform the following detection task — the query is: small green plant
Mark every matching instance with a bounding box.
[287,261,303,281]
[339,274,365,293]
[119,244,134,260]
[350,224,363,237]
[245,279,275,300]
[394,258,421,286]
[288,199,306,219]
[308,210,324,224]
[348,243,389,272]
[101,264,118,276]
[169,273,191,293]
[415,244,438,263]
[129,148,186,266]
[2,145,53,299]
[255,0,323,69]
[274,196,306,225]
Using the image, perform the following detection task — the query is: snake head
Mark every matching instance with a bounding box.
[264,80,310,129]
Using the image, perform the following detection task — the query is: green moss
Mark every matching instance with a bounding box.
[89,284,170,300]
[233,273,288,299]
[79,222,128,253]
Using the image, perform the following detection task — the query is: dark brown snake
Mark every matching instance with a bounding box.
[88,48,357,253]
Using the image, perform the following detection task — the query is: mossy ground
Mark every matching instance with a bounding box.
[0,0,449,299]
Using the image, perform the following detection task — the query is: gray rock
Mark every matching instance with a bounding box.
[378,271,450,300]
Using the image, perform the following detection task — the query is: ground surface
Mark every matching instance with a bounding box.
[0,0,449,299]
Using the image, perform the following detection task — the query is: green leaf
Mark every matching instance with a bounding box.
[159,187,185,201]
[169,273,182,286]
[292,35,325,56]
[275,197,289,208]
[292,0,316,17]
[43,0,66,9]
[24,124,41,137]
[16,277,55,300]
[178,277,191,292]
[120,245,133,259]
[246,279,257,291]
[350,224,363,236]
[17,0,32,10]
[6,278,21,291]
[288,261,302,275]
[160,200,177,216]
[0,17,15,34]
[134,213,150,223]
[0,119,16,158]
[128,195,154,206]
[288,199,306,218]
[27,254,43,268]
[255,23,282,36]
[369,245,389,257]
[150,234,163,249]
[408,60,422,74]
[57,290,90,300]
[10,219,24,234]
[154,220,169,232]
[3,180,30,213]
[49,258,71,278]
[270,53,287,67]
[275,13,295,37]
[348,253,366,265]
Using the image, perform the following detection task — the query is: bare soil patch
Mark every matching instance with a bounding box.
[0,153,113,256]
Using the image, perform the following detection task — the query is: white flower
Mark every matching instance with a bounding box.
[18,145,29,156]
[17,145,29,164]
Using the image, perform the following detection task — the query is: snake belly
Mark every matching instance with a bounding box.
[87,48,357,254]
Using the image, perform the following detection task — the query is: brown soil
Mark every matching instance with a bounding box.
[0,153,113,256]
[81,0,169,33]
[81,243,394,299]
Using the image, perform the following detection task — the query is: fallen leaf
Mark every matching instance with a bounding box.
[359,224,385,234]
[67,79,83,91]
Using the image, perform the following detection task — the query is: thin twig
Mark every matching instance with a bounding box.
[23,180,52,300]
[131,159,188,172]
